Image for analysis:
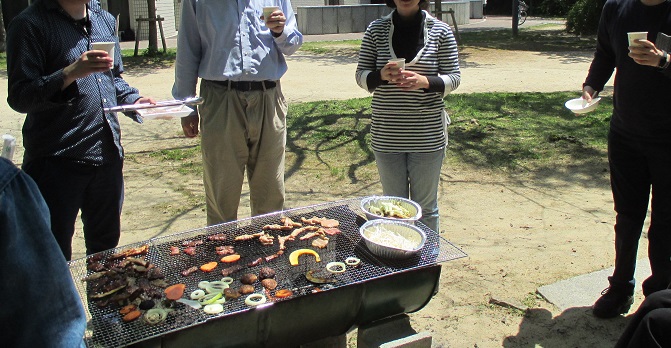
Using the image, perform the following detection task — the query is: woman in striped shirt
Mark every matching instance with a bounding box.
[355,0,461,233]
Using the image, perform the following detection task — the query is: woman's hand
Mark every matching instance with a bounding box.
[381,61,404,83]
[395,70,429,90]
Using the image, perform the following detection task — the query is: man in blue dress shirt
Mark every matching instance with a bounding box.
[172,0,303,225]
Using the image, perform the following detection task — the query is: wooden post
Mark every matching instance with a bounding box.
[134,16,168,56]
[157,15,167,53]
[134,17,143,56]
[447,9,461,45]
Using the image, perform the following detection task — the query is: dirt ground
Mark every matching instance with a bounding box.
[1,46,647,347]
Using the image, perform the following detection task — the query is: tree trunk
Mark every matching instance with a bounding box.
[147,0,158,54]
[0,0,6,53]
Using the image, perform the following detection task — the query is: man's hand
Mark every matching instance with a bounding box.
[628,39,665,67]
[135,97,156,105]
[263,9,286,35]
[62,50,113,89]
[181,114,199,138]
[582,85,597,103]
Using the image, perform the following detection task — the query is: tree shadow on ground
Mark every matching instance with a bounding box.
[460,27,597,52]
[286,102,374,185]
[502,306,629,348]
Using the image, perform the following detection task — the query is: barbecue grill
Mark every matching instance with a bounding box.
[68,197,467,347]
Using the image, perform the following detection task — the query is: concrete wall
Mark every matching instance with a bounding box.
[470,0,484,18]
[432,1,470,27]
[297,5,392,35]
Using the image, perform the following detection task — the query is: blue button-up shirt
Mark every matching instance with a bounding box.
[172,0,303,100]
[6,0,143,165]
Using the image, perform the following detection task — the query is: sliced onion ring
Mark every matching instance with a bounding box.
[198,281,210,289]
[345,257,361,267]
[220,277,234,284]
[205,281,230,293]
[190,289,206,300]
[326,262,346,274]
[144,308,168,324]
[203,303,224,314]
[245,293,267,306]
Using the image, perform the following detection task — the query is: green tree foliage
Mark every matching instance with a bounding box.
[534,0,579,17]
[566,0,604,35]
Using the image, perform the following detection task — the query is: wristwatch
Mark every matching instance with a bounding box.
[658,50,670,69]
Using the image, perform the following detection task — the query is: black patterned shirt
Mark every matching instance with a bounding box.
[6,0,143,165]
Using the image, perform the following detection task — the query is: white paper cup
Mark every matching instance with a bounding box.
[388,58,405,69]
[1,134,16,162]
[92,42,115,65]
[627,32,648,47]
[263,6,279,22]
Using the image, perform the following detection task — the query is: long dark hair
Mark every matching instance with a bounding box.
[385,0,427,8]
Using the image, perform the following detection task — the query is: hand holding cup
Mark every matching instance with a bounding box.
[385,58,405,83]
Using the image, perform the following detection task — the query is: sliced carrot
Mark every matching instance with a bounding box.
[119,304,136,315]
[164,283,186,300]
[122,310,142,322]
[274,289,293,298]
[220,254,241,263]
[200,261,218,272]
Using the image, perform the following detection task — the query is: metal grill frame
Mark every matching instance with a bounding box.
[69,197,467,348]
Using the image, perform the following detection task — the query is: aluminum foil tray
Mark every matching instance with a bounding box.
[68,197,467,348]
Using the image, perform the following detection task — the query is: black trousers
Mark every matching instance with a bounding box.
[23,157,124,261]
[615,289,671,348]
[608,130,671,295]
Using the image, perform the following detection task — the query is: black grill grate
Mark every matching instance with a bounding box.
[68,197,467,348]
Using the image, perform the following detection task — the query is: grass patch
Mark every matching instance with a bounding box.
[459,24,597,51]
[445,92,610,171]
[147,145,202,175]
[137,92,611,182]
[120,48,177,70]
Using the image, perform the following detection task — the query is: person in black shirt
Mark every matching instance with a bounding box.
[6,0,155,260]
[581,0,671,318]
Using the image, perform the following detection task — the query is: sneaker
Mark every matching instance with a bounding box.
[592,287,634,318]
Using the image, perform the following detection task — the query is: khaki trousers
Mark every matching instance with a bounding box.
[199,79,287,225]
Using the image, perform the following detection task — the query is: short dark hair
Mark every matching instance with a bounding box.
[385,0,427,8]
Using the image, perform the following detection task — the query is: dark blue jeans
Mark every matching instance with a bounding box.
[609,130,671,296]
[23,157,124,261]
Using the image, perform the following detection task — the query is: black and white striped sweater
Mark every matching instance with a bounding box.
[355,10,460,153]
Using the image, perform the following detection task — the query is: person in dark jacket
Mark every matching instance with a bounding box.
[6,0,155,260]
[0,157,86,347]
[615,289,671,347]
[580,0,671,318]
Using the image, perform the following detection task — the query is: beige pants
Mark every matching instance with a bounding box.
[198,80,287,225]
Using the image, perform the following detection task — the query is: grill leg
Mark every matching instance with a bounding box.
[357,314,432,348]
[299,334,347,348]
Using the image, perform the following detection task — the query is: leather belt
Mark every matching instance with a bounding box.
[207,80,277,91]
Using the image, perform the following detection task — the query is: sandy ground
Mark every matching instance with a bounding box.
[2,46,646,347]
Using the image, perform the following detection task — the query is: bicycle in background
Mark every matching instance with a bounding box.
[518,0,529,25]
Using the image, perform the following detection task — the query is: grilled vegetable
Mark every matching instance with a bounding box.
[289,249,321,266]
[220,254,241,263]
[200,262,218,272]
[164,283,186,300]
